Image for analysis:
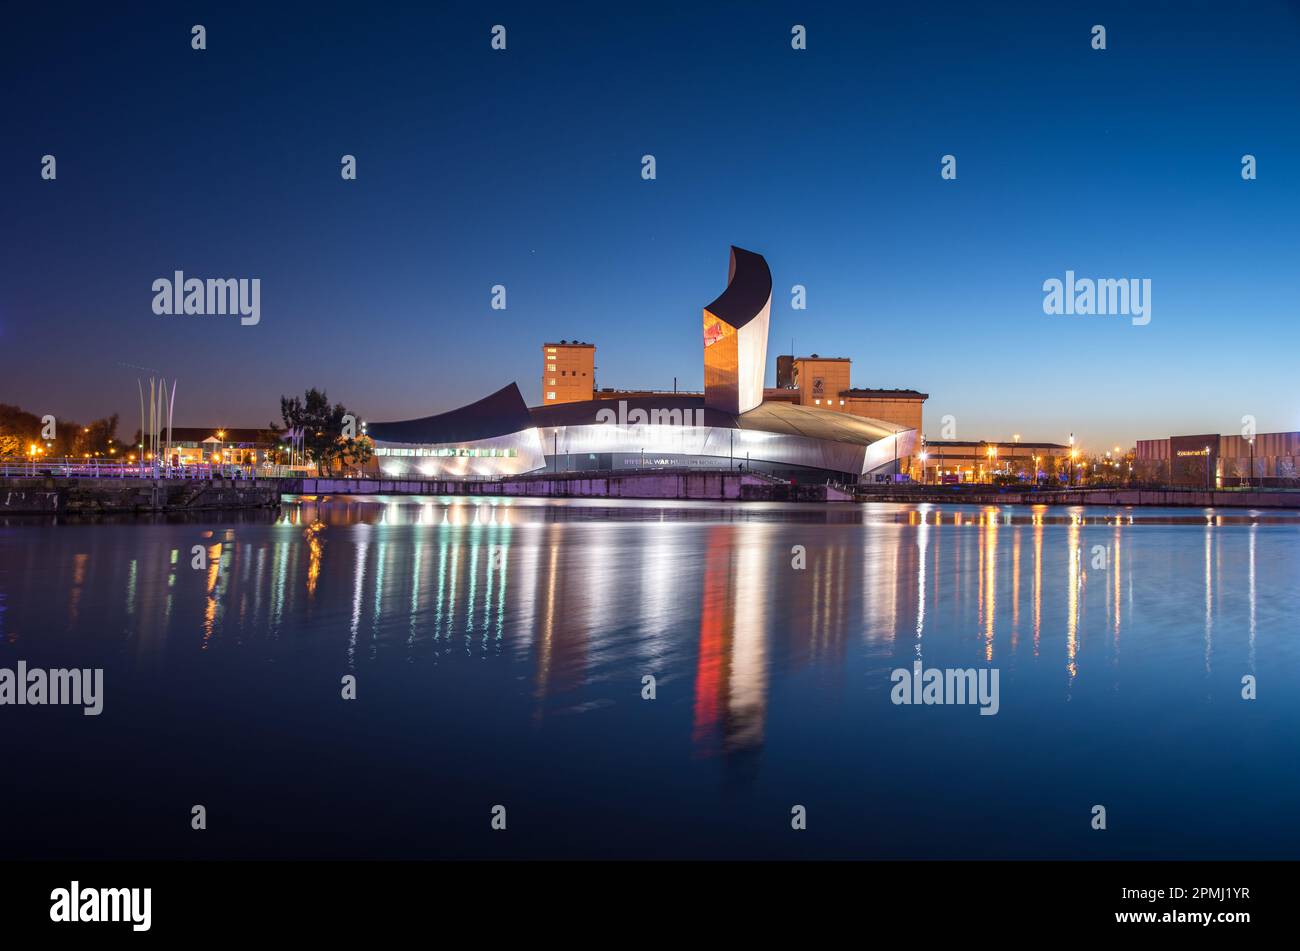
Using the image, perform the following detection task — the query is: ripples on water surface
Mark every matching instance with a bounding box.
[2,497,1298,859]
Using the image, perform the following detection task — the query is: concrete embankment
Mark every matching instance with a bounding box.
[290,469,855,502]
[0,477,282,515]
[854,487,1300,509]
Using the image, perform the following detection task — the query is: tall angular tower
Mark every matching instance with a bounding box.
[702,246,772,416]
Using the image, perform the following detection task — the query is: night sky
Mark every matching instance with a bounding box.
[2,1,1297,448]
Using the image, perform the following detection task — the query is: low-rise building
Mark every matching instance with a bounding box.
[919,439,1072,484]
[160,427,282,467]
[1136,431,1300,486]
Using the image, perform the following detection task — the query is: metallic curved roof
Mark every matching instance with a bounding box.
[368,383,534,444]
[528,395,904,446]
[734,400,903,443]
[703,246,772,330]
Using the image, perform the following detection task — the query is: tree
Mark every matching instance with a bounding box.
[0,404,43,457]
[272,388,367,475]
[73,414,119,458]
[333,435,374,474]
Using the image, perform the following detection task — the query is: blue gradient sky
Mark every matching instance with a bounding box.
[2,1,1298,449]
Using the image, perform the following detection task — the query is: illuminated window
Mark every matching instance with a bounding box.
[547,392,556,400]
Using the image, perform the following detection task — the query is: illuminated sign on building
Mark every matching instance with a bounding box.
[375,447,519,458]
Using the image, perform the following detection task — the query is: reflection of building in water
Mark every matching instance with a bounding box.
[78,500,1274,738]
[692,527,769,756]
[531,524,595,704]
[863,524,913,647]
[893,507,1148,683]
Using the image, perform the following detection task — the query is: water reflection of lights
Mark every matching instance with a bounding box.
[1033,517,1043,657]
[202,541,224,648]
[93,500,1274,740]
[304,522,324,598]
[1205,518,1214,674]
[691,526,771,755]
[982,507,998,661]
[1248,523,1257,672]
[1066,518,1081,684]
[914,504,930,660]
[1010,524,1020,651]
[348,540,367,669]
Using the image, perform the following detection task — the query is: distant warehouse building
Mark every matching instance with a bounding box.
[1136,431,1300,487]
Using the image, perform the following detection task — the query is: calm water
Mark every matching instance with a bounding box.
[2,497,1298,860]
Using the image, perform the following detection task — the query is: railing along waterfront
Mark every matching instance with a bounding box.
[0,458,320,481]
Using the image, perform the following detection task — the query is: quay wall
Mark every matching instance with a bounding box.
[853,487,1300,509]
[0,477,281,515]
[291,470,855,502]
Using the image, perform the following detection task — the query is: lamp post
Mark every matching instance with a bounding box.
[1248,436,1255,489]
[1205,444,1211,490]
